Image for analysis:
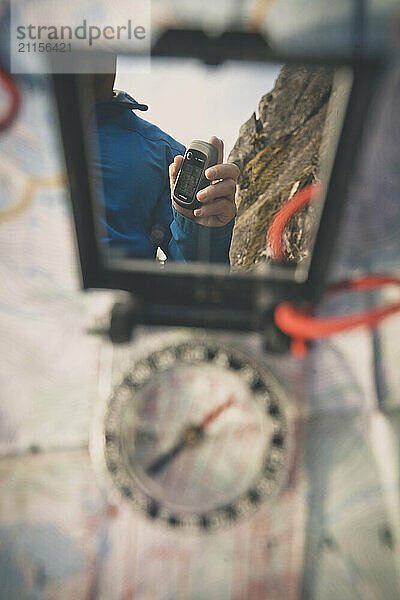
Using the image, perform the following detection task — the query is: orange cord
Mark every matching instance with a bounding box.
[0,68,20,131]
[267,182,323,261]
[275,275,400,358]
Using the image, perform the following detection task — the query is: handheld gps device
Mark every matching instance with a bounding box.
[173,140,219,210]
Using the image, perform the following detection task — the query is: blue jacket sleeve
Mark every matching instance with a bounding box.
[169,207,234,263]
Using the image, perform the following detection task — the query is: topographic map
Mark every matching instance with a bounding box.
[1,2,400,599]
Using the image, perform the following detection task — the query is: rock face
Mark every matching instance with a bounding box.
[228,64,335,270]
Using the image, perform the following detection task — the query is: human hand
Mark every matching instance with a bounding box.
[169,136,239,228]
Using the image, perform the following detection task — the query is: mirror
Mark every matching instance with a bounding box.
[78,56,352,276]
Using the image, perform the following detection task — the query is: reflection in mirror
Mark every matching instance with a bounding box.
[81,57,352,274]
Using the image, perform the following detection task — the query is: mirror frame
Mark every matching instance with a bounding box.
[52,32,383,333]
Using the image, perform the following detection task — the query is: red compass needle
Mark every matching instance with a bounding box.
[199,396,235,430]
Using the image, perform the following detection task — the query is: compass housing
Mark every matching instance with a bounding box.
[97,338,291,532]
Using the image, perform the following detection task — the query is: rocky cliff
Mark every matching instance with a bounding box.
[228,64,336,270]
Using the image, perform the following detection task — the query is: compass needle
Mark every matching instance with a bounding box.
[146,439,186,475]
[199,396,236,430]
[147,396,235,476]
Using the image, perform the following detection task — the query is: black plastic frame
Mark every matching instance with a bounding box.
[52,31,383,332]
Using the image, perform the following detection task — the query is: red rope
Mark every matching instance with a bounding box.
[267,182,323,261]
[0,68,20,132]
[275,275,400,358]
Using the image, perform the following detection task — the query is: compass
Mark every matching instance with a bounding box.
[102,339,291,532]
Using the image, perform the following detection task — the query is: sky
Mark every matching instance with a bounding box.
[115,56,282,157]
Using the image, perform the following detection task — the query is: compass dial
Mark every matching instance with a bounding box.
[103,340,290,532]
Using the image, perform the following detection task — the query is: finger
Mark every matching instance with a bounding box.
[197,178,236,203]
[209,136,224,164]
[205,162,240,183]
[194,198,237,219]
[169,155,184,189]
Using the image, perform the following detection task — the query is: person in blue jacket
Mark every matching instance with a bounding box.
[89,70,239,264]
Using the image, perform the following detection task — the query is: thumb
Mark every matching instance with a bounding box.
[209,136,224,164]
[169,155,184,192]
